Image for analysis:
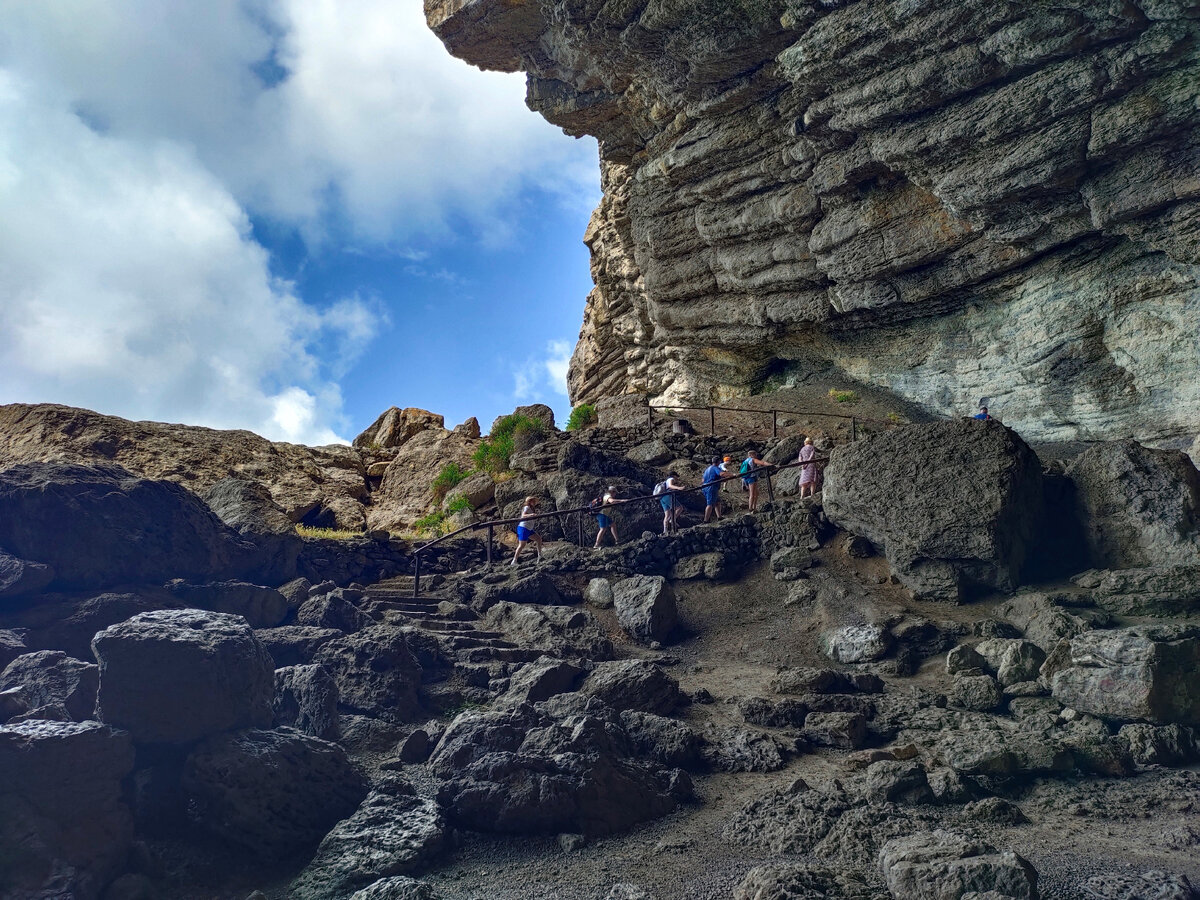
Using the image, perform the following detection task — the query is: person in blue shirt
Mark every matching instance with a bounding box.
[702,456,724,522]
[974,406,991,421]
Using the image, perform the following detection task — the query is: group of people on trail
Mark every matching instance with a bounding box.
[510,438,826,561]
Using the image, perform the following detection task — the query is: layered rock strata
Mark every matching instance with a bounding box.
[427,0,1200,446]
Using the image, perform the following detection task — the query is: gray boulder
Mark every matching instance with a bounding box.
[820,624,892,663]
[166,579,289,628]
[430,695,691,837]
[1081,870,1197,899]
[484,602,614,659]
[314,626,423,723]
[0,629,26,670]
[0,547,54,600]
[1067,440,1200,568]
[619,710,704,769]
[580,660,685,715]
[585,577,614,608]
[289,781,445,900]
[0,462,256,590]
[1050,626,1200,725]
[298,590,373,633]
[1084,565,1200,617]
[274,664,340,740]
[0,650,98,721]
[496,657,585,709]
[350,877,440,900]
[804,711,868,750]
[255,625,342,667]
[92,609,275,744]
[611,575,679,644]
[975,639,1046,687]
[734,863,876,900]
[183,727,366,859]
[1118,724,1200,767]
[2,590,184,661]
[823,421,1044,601]
[879,830,1039,899]
[950,674,1003,713]
[0,720,135,900]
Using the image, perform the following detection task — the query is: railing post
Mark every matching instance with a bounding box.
[412,553,421,600]
[486,524,493,567]
[852,417,858,442]
[709,407,715,436]
[772,410,778,438]
[647,405,653,428]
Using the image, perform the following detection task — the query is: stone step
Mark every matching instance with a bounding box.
[458,646,547,664]
[441,634,518,651]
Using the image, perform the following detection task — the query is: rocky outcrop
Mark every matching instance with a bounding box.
[823,421,1045,601]
[0,462,258,590]
[0,402,370,530]
[427,0,1200,447]
[878,830,1039,899]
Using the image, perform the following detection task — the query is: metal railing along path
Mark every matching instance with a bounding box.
[647,403,904,439]
[408,456,826,599]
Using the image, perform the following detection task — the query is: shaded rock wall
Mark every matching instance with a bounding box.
[427,0,1200,446]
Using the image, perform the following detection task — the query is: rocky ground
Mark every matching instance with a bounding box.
[2,408,1200,900]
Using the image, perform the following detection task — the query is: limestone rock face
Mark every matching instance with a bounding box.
[823,421,1044,601]
[0,403,369,530]
[354,407,446,449]
[426,0,1200,446]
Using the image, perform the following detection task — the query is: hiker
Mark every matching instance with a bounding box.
[702,456,724,522]
[656,471,685,534]
[721,455,734,492]
[974,406,991,421]
[592,485,624,548]
[740,450,770,512]
[798,437,818,498]
[510,495,543,564]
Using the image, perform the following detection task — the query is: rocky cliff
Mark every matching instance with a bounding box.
[426,0,1200,447]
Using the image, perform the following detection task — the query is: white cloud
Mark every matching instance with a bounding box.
[0,72,367,444]
[544,340,572,395]
[511,339,573,402]
[0,0,600,442]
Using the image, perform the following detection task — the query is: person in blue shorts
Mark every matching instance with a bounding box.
[702,456,724,522]
[658,471,684,534]
[740,450,770,512]
[511,495,543,564]
[593,486,624,548]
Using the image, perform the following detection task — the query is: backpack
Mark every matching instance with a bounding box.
[588,494,605,516]
[653,481,668,496]
[739,458,753,475]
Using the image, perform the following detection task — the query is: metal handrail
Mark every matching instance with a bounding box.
[408,455,827,598]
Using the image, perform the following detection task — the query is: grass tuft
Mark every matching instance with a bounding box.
[296,525,362,541]
[828,388,859,404]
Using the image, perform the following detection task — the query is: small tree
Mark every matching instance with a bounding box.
[565,403,598,431]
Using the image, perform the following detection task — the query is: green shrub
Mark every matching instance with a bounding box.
[565,403,597,431]
[431,461,471,502]
[295,525,362,541]
[445,493,473,515]
[472,414,546,474]
[413,510,449,536]
[828,388,859,404]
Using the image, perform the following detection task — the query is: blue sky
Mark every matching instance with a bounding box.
[0,0,600,443]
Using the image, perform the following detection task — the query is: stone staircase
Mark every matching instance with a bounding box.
[365,575,545,665]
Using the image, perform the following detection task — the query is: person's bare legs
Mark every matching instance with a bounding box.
[534,534,543,559]
[594,528,604,548]
[511,541,525,564]
[611,524,620,543]
[748,482,758,512]
[662,508,670,535]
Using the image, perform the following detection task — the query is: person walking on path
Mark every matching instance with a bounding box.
[511,496,543,565]
[702,456,724,522]
[741,450,770,512]
[593,485,624,548]
[973,406,991,421]
[658,471,685,534]
[798,437,819,499]
[721,455,734,493]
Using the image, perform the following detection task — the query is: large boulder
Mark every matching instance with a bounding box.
[580,660,686,715]
[182,727,366,859]
[354,407,445,449]
[0,651,98,721]
[879,830,1038,899]
[0,720,135,900]
[255,625,343,667]
[823,421,1044,601]
[429,694,692,837]
[91,609,275,743]
[0,590,184,660]
[274,664,340,740]
[165,580,289,629]
[734,863,876,900]
[202,477,302,583]
[1067,440,1200,568]
[297,590,373,633]
[483,602,615,659]
[365,427,479,532]
[0,547,54,600]
[0,629,26,670]
[0,462,256,590]
[289,781,446,900]
[313,626,424,723]
[1050,625,1200,726]
[611,575,679,644]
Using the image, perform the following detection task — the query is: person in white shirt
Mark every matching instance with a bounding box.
[511,496,543,564]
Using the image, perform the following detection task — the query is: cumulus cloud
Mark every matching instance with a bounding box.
[0,72,370,444]
[512,339,573,402]
[0,0,599,442]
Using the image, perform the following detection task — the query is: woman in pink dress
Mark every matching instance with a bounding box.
[798,437,818,498]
